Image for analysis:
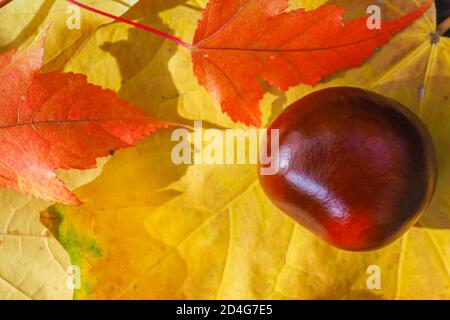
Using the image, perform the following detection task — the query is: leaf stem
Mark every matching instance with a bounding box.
[437,16,450,36]
[66,0,194,49]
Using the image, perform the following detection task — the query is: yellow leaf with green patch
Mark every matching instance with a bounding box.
[0,160,107,300]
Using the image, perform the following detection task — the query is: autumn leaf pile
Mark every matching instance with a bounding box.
[0,0,449,300]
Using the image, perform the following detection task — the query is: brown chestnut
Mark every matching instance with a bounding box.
[259,87,437,251]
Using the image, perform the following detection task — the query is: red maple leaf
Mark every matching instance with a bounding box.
[192,0,431,126]
[0,32,169,205]
[67,0,431,126]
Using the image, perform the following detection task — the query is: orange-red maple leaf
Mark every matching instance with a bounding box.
[192,0,432,126]
[0,33,169,205]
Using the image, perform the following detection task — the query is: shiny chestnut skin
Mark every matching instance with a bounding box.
[259,87,437,251]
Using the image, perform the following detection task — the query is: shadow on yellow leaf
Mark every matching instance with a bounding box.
[42,0,449,299]
[63,0,240,128]
[0,0,139,70]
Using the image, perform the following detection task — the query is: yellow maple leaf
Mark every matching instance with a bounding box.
[0,0,138,70]
[0,192,71,300]
[43,0,449,299]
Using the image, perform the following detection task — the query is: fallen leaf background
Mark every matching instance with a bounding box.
[0,0,138,299]
[1,0,449,299]
[39,0,450,300]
